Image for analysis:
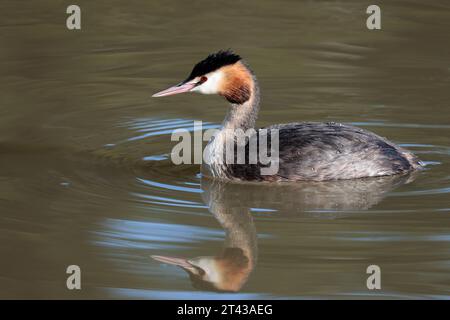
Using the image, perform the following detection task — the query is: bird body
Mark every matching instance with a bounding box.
[204,121,421,181]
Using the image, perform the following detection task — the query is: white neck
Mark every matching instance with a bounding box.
[202,73,260,178]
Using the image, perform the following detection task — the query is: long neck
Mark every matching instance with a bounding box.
[221,68,260,131]
[202,64,261,178]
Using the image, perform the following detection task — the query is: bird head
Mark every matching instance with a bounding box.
[152,50,253,104]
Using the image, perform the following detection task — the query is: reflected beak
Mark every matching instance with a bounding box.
[151,255,199,274]
[152,81,196,97]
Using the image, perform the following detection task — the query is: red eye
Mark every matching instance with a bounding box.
[199,76,208,84]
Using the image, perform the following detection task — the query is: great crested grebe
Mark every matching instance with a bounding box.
[153,50,422,181]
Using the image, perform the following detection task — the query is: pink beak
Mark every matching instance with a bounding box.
[151,255,198,273]
[152,81,196,97]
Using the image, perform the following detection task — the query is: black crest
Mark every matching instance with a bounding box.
[184,50,241,82]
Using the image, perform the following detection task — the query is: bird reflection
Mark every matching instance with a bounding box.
[152,173,415,292]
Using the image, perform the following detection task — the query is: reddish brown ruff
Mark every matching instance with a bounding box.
[219,62,252,104]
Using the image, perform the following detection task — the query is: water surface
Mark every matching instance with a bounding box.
[0,0,449,299]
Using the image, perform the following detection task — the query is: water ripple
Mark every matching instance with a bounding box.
[93,219,224,250]
[137,177,202,194]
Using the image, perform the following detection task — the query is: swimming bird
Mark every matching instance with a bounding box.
[153,50,422,181]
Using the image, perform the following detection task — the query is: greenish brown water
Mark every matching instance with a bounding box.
[0,0,449,299]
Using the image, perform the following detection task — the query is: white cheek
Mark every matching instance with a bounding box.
[196,259,222,283]
[192,71,223,95]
